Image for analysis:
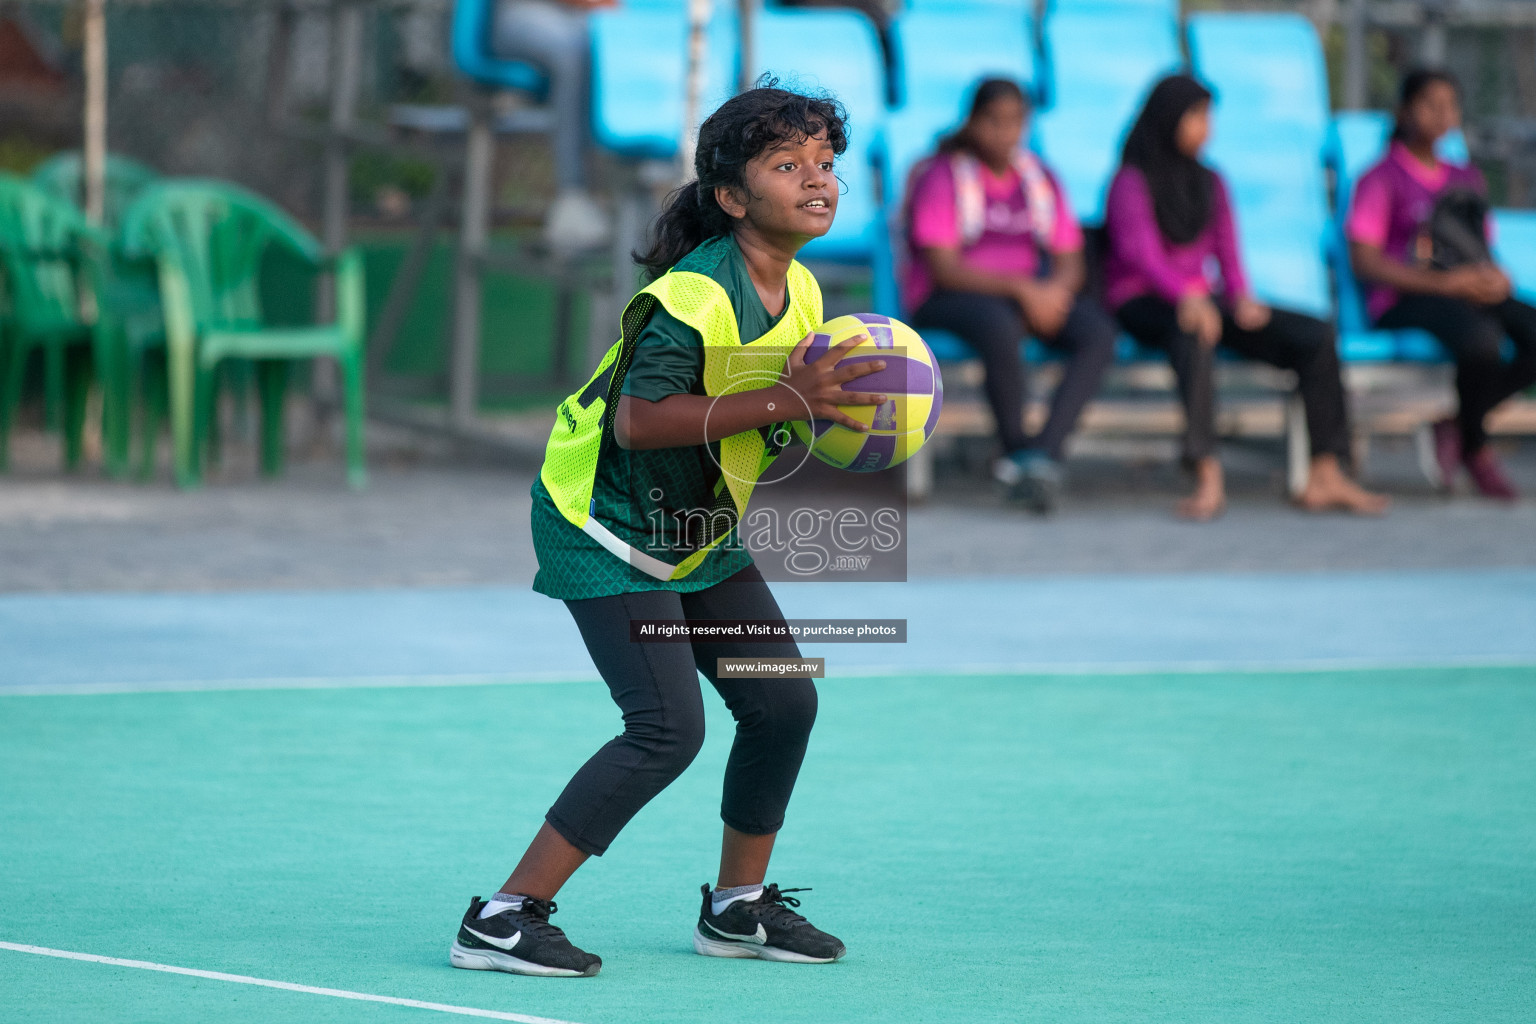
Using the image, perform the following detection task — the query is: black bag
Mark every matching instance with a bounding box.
[1428,187,1492,269]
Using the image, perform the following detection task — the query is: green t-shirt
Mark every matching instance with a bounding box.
[530,235,790,600]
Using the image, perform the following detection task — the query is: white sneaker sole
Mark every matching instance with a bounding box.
[691,925,844,964]
[449,941,596,977]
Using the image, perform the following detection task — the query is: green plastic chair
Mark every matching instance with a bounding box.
[120,180,366,489]
[0,174,106,472]
[91,244,169,481]
[31,153,159,231]
[32,157,167,478]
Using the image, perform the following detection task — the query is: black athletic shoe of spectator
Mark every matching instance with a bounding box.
[449,896,601,977]
[692,883,846,963]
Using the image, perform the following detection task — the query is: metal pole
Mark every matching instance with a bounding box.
[82,0,106,224]
[681,0,711,174]
[451,93,494,430]
[736,0,755,95]
[264,3,296,128]
[1422,0,1448,65]
[322,2,362,293]
[317,0,363,414]
[1344,0,1368,109]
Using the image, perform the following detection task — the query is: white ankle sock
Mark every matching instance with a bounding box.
[711,884,762,916]
[480,893,526,918]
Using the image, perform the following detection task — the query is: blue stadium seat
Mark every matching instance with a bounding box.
[885,5,1037,200]
[1188,13,1332,317]
[1186,13,1331,162]
[1327,110,1469,361]
[1034,5,1182,224]
[873,3,1037,358]
[1045,0,1179,15]
[890,4,1168,371]
[1492,209,1536,304]
[588,3,732,160]
[451,0,544,93]
[748,6,887,261]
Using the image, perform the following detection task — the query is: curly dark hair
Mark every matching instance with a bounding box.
[635,76,849,281]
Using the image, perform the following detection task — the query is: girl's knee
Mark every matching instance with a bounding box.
[623,704,707,776]
[1167,331,1212,365]
[765,683,819,741]
[735,682,818,743]
[1457,326,1508,369]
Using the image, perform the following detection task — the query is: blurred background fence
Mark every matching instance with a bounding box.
[1,0,1534,478]
[0,0,593,434]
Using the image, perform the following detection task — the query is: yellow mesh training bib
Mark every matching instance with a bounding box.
[539,259,822,581]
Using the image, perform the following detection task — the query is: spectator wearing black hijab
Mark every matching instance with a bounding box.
[1103,74,1388,520]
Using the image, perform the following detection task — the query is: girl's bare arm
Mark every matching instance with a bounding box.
[615,333,889,450]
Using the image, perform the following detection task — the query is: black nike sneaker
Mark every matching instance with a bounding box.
[449,896,601,977]
[693,883,846,963]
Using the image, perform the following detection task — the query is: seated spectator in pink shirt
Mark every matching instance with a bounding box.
[904,78,1117,513]
[1105,74,1387,520]
[1347,68,1536,501]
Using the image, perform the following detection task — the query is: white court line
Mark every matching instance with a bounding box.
[2,655,1535,697]
[0,942,588,1024]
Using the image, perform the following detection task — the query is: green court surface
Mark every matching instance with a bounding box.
[3,668,1534,1023]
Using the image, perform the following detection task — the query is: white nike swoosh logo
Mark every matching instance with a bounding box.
[707,921,767,944]
[464,925,521,951]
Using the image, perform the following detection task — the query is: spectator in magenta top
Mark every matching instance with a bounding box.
[1347,69,1536,501]
[1105,74,1387,520]
[903,78,1117,512]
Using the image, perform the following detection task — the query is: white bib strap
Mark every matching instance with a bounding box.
[580,515,682,582]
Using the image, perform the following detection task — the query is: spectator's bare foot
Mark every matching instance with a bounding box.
[1295,455,1391,516]
[1177,458,1226,521]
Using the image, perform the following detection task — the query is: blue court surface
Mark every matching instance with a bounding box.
[5,568,1536,693]
[3,569,1535,1024]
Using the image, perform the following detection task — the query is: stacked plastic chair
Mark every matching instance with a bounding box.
[31,154,159,233]
[32,152,165,478]
[0,176,104,473]
[120,181,367,489]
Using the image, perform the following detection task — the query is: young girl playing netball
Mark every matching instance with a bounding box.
[447,83,886,977]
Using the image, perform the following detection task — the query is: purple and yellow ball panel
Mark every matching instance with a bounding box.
[790,424,934,473]
[836,354,936,396]
[792,419,870,468]
[850,433,898,471]
[793,313,943,472]
[803,332,835,366]
[923,377,944,437]
[813,392,935,432]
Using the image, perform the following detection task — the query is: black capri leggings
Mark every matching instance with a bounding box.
[1377,295,1536,457]
[1116,296,1352,465]
[546,562,817,857]
[911,290,1118,459]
